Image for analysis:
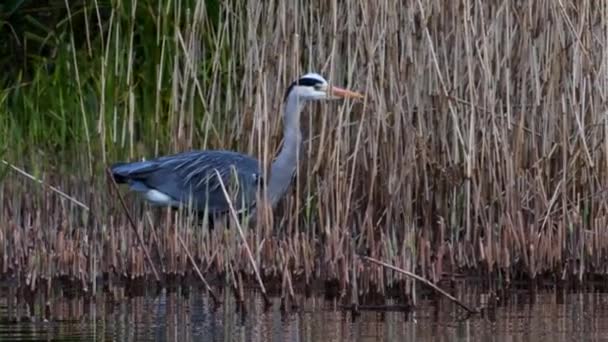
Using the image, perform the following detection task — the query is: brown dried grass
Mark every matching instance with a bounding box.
[2,0,608,300]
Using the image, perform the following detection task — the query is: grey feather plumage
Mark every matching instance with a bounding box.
[111,150,264,214]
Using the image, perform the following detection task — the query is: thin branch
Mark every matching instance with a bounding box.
[214,170,271,306]
[1,159,90,211]
[339,304,411,312]
[106,167,161,283]
[176,230,221,305]
[360,255,478,314]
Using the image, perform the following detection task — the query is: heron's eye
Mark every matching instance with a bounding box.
[313,84,324,91]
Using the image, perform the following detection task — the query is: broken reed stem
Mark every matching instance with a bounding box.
[106,167,161,283]
[360,255,478,314]
[1,159,90,211]
[176,230,221,305]
[339,304,410,312]
[214,170,270,306]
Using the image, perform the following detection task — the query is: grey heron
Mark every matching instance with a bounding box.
[111,73,364,225]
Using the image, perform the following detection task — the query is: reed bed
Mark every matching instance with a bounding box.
[2,0,608,303]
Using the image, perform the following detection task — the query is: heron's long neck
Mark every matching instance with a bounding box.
[268,93,303,206]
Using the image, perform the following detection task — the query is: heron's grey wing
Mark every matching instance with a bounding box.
[168,151,263,213]
[113,150,263,213]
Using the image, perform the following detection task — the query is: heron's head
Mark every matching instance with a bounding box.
[284,73,364,102]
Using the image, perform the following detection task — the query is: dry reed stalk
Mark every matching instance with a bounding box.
[176,230,220,304]
[145,212,167,273]
[105,168,160,283]
[214,170,270,306]
[1,160,89,212]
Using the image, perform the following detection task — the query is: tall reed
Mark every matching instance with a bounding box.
[1,0,608,298]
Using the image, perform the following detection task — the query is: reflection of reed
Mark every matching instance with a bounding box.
[5,287,608,341]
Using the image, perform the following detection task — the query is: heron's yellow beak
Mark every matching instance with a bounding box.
[329,86,365,100]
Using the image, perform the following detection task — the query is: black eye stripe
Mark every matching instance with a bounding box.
[284,77,324,100]
[296,77,323,87]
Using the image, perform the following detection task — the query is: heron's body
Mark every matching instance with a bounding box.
[111,73,363,222]
[111,150,263,215]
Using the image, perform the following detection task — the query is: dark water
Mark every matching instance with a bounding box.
[1,284,608,341]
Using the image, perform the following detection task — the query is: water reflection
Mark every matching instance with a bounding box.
[2,284,608,341]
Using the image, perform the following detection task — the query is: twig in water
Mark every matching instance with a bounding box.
[214,170,271,306]
[176,230,221,305]
[359,255,478,314]
[106,167,161,284]
[339,304,411,312]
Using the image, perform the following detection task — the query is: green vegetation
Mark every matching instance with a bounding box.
[1,0,231,167]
